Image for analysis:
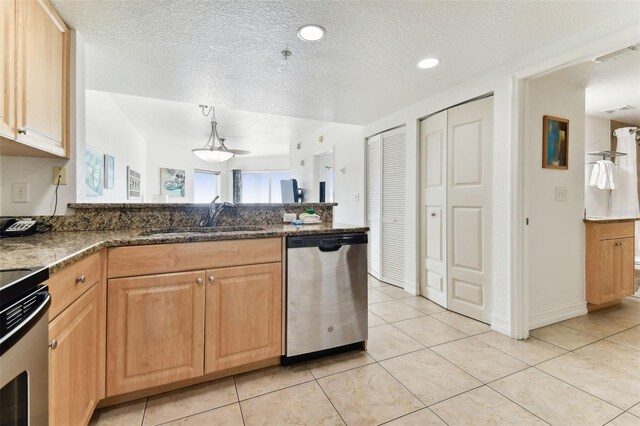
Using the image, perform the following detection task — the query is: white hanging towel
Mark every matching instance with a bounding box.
[589,162,600,187]
[610,127,639,217]
[600,160,616,190]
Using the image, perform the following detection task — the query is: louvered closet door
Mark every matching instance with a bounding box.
[381,127,406,287]
[366,135,382,279]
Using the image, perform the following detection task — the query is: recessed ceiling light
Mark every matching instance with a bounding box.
[297,25,325,42]
[417,58,439,69]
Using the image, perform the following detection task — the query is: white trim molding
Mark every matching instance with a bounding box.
[491,314,511,336]
[529,301,587,330]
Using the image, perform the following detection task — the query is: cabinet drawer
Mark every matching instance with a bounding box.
[49,252,102,320]
[586,222,634,240]
[107,238,282,278]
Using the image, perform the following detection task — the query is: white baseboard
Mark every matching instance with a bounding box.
[529,301,587,329]
[491,314,511,336]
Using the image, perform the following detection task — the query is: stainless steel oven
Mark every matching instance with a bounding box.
[0,268,50,426]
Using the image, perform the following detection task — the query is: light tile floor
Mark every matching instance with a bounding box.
[90,277,640,426]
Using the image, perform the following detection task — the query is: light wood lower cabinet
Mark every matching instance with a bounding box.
[48,283,100,426]
[205,263,282,373]
[106,270,205,396]
[586,221,635,309]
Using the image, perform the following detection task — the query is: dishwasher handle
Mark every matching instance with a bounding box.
[318,244,342,252]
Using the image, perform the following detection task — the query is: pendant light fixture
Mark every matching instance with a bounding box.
[192,105,250,162]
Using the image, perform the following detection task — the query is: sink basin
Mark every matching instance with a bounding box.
[140,226,266,236]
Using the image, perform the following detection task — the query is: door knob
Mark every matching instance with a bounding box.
[196,277,203,285]
[208,275,216,282]
[49,339,58,350]
[75,275,86,284]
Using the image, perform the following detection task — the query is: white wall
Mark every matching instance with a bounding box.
[525,76,586,328]
[227,155,288,172]
[146,144,229,203]
[0,31,85,216]
[289,122,365,225]
[584,116,611,217]
[83,90,147,202]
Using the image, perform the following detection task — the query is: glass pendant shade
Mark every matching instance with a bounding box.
[192,147,235,162]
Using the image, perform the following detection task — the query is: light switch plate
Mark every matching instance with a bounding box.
[555,186,568,201]
[12,183,29,203]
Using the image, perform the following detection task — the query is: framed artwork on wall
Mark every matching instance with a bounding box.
[542,115,569,170]
[104,154,115,188]
[127,166,141,199]
[85,147,104,196]
[160,168,186,197]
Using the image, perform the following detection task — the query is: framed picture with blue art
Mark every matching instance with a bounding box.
[85,147,104,196]
[104,154,115,188]
[542,115,569,170]
[160,168,186,197]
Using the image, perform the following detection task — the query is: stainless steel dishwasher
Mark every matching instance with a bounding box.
[284,233,368,363]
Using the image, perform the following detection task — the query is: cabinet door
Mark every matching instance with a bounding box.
[107,271,205,396]
[49,284,100,426]
[205,263,281,373]
[614,237,634,298]
[15,0,69,157]
[0,0,15,139]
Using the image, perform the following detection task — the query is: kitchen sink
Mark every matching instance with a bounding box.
[140,226,266,236]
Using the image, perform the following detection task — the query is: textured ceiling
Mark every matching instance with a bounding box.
[53,0,640,125]
[107,92,325,156]
[549,51,640,126]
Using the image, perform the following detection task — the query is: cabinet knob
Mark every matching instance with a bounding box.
[49,339,58,350]
[18,128,27,135]
[208,275,215,282]
[75,275,86,284]
[196,277,203,285]
[431,212,437,217]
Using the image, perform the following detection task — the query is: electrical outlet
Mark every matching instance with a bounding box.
[12,183,29,203]
[555,187,568,201]
[53,166,68,185]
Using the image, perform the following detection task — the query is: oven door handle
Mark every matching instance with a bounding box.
[0,291,50,356]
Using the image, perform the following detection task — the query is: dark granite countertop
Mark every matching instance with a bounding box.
[583,217,640,224]
[0,223,368,274]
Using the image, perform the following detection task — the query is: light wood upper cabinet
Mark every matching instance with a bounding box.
[586,221,635,309]
[0,0,15,139]
[205,263,282,374]
[1,0,69,157]
[107,270,205,396]
[49,283,100,426]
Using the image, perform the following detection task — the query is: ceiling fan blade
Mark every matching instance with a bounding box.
[227,149,251,156]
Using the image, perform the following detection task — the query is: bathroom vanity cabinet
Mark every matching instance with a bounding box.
[585,220,635,310]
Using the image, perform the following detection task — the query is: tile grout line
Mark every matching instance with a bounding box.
[232,376,247,426]
[140,397,148,426]
[154,402,239,426]
[313,378,349,425]
[485,383,553,426]
[529,365,629,414]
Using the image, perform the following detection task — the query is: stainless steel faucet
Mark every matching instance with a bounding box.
[201,196,236,227]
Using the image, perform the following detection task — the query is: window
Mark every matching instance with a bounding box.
[193,169,219,202]
[241,170,289,203]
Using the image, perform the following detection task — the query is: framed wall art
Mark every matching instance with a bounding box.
[542,115,569,170]
[127,166,141,199]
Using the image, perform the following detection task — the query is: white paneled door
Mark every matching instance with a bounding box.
[419,111,448,307]
[447,97,493,323]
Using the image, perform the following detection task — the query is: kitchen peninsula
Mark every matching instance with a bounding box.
[0,202,367,426]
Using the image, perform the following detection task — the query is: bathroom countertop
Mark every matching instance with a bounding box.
[583,217,640,224]
[0,223,368,274]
